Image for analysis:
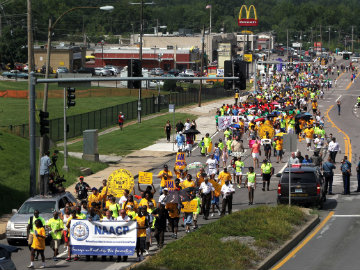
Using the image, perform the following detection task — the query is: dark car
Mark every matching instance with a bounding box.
[76,67,95,75]
[277,165,326,208]
[167,69,180,76]
[0,244,21,270]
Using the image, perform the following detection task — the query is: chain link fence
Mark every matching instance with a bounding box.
[2,87,233,142]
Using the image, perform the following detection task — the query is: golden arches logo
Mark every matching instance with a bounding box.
[238,5,258,26]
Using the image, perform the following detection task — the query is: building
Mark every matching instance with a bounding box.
[34,45,86,72]
[93,46,200,71]
[256,33,275,50]
[236,34,257,54]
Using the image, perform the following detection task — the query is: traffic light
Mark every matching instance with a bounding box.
[234,60,247,90]
[223,60,233,90]
[127,59,142,89]
[39,110,49,136]
[67,87,76,107]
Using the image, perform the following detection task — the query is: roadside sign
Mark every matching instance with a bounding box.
[283,134,298,153]
[169,104,175,113]
[244,54,253,62]
[58,73,91,88]
[138,171,153,185]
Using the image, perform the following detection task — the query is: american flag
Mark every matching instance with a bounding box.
[205,4,212,9]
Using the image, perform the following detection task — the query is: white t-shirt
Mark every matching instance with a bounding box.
[158,194,168,205]
[116,215,131,222]
[119,195,128,207]
[184,122,191,130]
[199,181,215,194]
[206,158,218,170]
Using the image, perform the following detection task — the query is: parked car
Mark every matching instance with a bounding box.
[6,192,77,245]
[94,67,111,76]
[76,67,95,75]
[0,244,21,270]
[277,165,326,208]
[167,68,180,76]
[1,70,28,79]
[154,68,164,76]
[183,69,195,76]
[104,65,120,76]
[55,66,69,78]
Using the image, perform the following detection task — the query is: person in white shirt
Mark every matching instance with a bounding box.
[119,189,130,208]
[157,188,169,207]
[101,210,114,221]
[184,119,191,130]
[328,137,340,163]
[289,152,300,165]
[221,180,235,216]
[199,177,215,220]
[206,154,219,176]
[116,209,131,222]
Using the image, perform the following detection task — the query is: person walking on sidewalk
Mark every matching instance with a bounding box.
[328,138,340,163]
[261,159,274,191]
[221,179,235,216]
[199,177,215,220]
[322,157,336,195]
[164,120,172,142]
[246,167,256,205]
[118,112,125,130]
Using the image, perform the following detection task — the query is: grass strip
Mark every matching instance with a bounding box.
[138,205,307,270]
[66,112,196,156]
[0,131,107,215]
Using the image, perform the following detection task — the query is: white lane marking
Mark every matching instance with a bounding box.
[333,215,360,217]
[336,95,342,102]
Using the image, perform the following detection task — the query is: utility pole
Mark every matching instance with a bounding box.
[27,0,36,196]
[320,25,322,46]
[138,0,143,123]
[286,29,289,60]
[352,25,354,53]
[310,27,313,47]
[328,26,331,47]
[198,25,205,107]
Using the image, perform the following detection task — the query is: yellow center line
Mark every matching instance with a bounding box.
[272,211,335,270]
[337,71,346,80]
[346,71,360,90]
[325,105,352,162]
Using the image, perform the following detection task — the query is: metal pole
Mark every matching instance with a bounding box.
[198,25,205,107]
[209,6,212,36]
[253,58,257,94]
[29,72,36,197]
[352,25,354,53]
[286,29,289,61]
[63,87,68,172]
[138,0,144,123]
[288,160,291,205]
[172,110,175,151]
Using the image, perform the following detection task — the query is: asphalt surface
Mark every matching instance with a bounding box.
[4,57,358,270]
[272,59,360,270]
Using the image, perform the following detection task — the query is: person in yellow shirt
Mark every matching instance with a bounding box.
[181,174,196,189]
[28,219,46,268]
[303,126,314,151]
[157,164,173,194]
[218,167,232,186]
[88,187,106,209]
[275,137,283,163]
[312,100,318,114]
[138,193,156,208]
[133,207,149,262]
[196,168,206,186]
[108,196,121,218]
[122,195,138,215]
[165,202,180,239]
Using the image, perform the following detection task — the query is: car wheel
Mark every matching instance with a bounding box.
[100,73,104,76]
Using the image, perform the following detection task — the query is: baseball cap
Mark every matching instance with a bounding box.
[92,187,98,191]
[164,164,168,168]
[79,176,84,180]
[163,188,169,191]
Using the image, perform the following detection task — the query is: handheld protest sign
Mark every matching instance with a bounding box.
[175,152,187,170]
[107,169,134,198]
[164,179,176,191]
[181,199,198,213]
[139,171,153,185]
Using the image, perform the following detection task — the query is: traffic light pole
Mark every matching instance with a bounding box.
[63,87,68,172]
[29,72,36,197]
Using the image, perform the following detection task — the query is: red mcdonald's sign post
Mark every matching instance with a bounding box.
[238,5,258,26]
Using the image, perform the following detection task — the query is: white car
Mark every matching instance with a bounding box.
[94,67,111,76]
[183,69,195,76]
[104,65,120,75]
[351,58,359,63]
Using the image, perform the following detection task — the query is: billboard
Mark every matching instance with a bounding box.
[238,5,258,26]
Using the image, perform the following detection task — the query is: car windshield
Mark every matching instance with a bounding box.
[18,201,56,214]
[281,172,317,184]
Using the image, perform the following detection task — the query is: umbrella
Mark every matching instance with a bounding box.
[295,112,312,120]
[229,124,240,130]
[275,132,285,137]
[186,162,205,170]
[183,128,200,135]
[164,188,197,204]
[254,117,265,122]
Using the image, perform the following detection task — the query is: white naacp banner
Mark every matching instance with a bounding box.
[218,116,242,130]
[70,219,137,256]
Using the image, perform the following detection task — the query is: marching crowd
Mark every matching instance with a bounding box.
[26,59,360,269]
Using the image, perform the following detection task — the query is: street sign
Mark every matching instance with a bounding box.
[283,134,298,152]
[169,104,175,113]
[58,73,91,87]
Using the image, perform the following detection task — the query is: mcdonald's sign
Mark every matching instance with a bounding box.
[238,5,258,26]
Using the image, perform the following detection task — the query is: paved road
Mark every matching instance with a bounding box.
[5,58,355,270]
[273,60,360,270]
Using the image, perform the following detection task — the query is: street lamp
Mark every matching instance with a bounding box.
[38,5,113,189]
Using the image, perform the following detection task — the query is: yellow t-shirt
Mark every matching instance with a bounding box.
[122,201,138,214]
[158,170,173,187]
[181,180,196,189]
[166,203,179,218]
[31,227,45,250]
[88,193,105,208]
[134,216,147,237]
[138,198,156,208]
[218,171,232,186]
[304,128,314,139]
[275,139,283,150]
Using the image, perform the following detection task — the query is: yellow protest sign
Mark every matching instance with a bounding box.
[181,199,198,213]
[139,172,153,185]
[198,178,222,195]
[244,54,253,62]
[107,169,134,198]
[164,179,176,191]
[174,152,187,170]
[258,124,275,139]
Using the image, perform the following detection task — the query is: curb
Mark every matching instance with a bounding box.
[257,214,320,270]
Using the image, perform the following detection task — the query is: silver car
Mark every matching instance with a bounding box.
[104,65,120,75]
[6,192,77,245]
[94,67,111,76]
